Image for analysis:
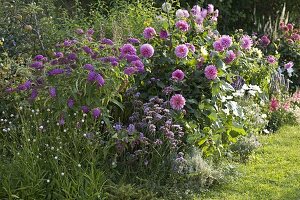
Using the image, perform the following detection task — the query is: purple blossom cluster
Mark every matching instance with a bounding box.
[113,95,185,165]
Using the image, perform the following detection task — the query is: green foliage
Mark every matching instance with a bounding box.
[267,108,298,132]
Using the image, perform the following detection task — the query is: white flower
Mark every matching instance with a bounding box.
[162,2,171,12]
[176,9,185,18]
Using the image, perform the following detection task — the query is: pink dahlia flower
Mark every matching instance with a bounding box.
[204,65,218,80]
[170,94,186,110]
[143,27,156,39]
[175,20,189,32]
[220,35,232,48]
[120,43,137,56]
[213,41,224,52]
[175,44,189,58]
[172,69,185,81]
[140,44,154,58]
[240,35,253,50]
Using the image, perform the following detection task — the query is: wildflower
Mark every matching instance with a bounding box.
[195,15,204,24]
[113,123,122,131]
[54,52,64,58]
[220,35,232,48]
[175,44,189,58]
[207,4,214,14]
[92,108,101,119]
[95,74,105,87]
[287,23,293,31]
[81,106,89,113]
[59,117,65,125]
[63,40,72,47]
[131,60,144,72]
[213,41,224,52]
[18,80,31,91]
[67,98,74,108]
[143,27,156,39]
[204,65,218,80]
[224,50,236,64]
[29,89,38,100]
[49,87,56,97]
[240,35,253,50]
[270,97,279,111]
[200,9,208,18]
[291,33,300,41]
[126,55,140,62]
[86,28,94,35]
[191,5,201,15]
[175,20,189,32]
[67,53,77,61]
[30,61,44,70]
[75,28,84,35]
[34,55,44,61]
[267,55,276,64]
[176,9,185,18]
[127,38,140,44]
[124,67,136,75]
[120,44,137,56]
[159,30,169,39]
[83,64,95,71]
[284,61,294,69]
[127,124,135,135]
[82,46,93,54]
[172,69,185,81]
[260,35,270,47]
[101,38,114,45]
[170,94,186,110]
[48,68,64,76]
[140,44,154,58]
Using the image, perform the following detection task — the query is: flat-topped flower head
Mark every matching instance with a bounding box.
[175,44,189,58]
[204,65,218,80]
[172,69,185,81]
[170,94,186,110]
[143,27,156,39]
[140,44,154,58]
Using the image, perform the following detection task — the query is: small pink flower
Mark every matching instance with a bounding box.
[240,35,253,50]
[140,44,154,58]
[143,27,156,39]
[267,55,276,64]
[204,65,218,80]
[284,61,294,69]
[270,97,279,111]
[172,69,185,81]
[175,44,189,58]
[170,94,186,110]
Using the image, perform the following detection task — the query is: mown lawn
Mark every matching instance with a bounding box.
[200,125,300,200]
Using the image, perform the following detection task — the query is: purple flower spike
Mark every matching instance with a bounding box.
[54,52,64,58]
[92,108,101,119]
[59,117,65,125]
[82,46,93,54]
[34,55,44,61]
[95,74,105,87]
[67,98,75,108]
[127,38,140,44]
[84,64,95,71]
[49,87,57,97]
[87,71,97,82]
[67,53,77,61]
[48,68,64,76]
[29,88,38,100]
[18,80,31,91]
[101,38,114,45]
[30,61,44,70]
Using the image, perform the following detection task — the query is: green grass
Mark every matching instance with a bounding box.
[200,125,300,200]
